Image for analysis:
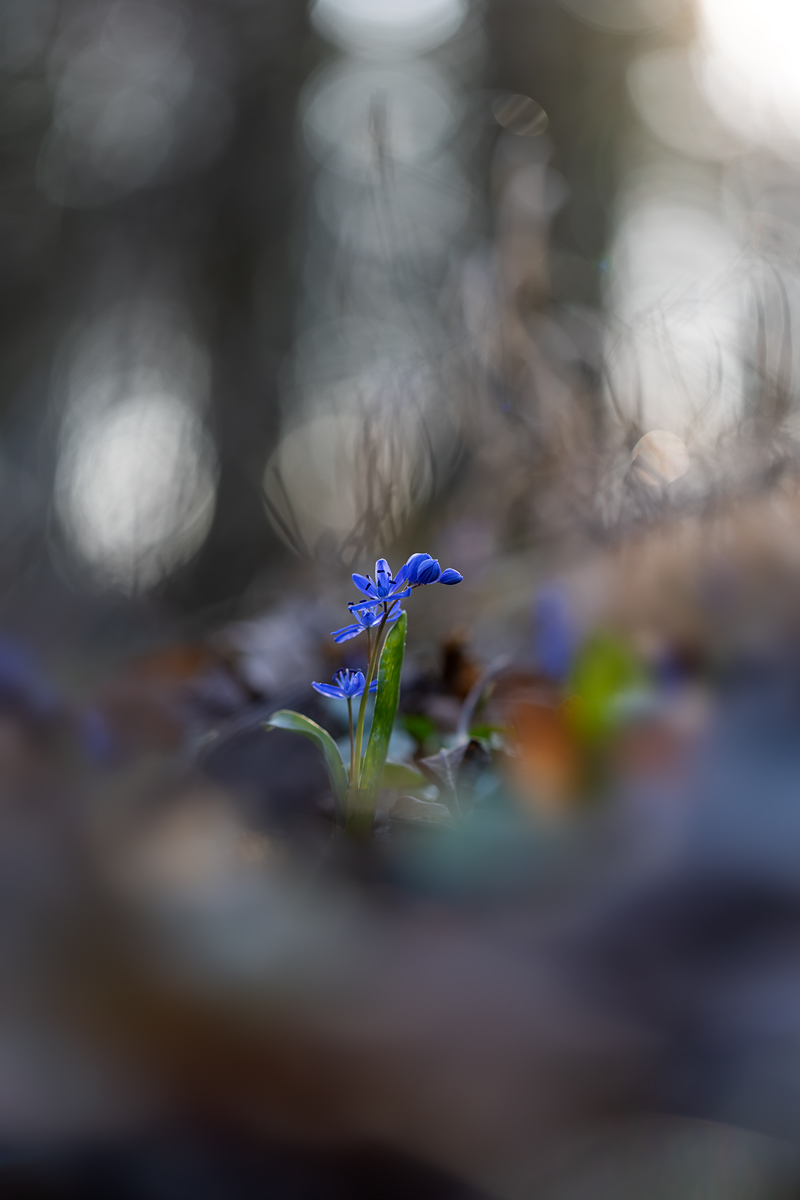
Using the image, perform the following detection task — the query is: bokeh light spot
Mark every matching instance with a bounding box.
[56,392,218,592]
[627,48,746,161]
[310,0,467,54]
[302,58,461,176]
[631,430,691,487]
[492,94,548,138]
[699,0,800,153]
[557,0,682,33]
[263,411,434,558]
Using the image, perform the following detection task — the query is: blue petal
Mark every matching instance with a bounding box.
[417,558,441,585]
[343,671,367,697]
[348,603,380,624]
[402,552,432,585]
[349,597,385,613]
[312,682,345,699]
[374,558,392,590]
[368,680,378,693]
[352,573,377,598]
[438,568,463,585]
[350,589,411,613]
[331,624,364,643]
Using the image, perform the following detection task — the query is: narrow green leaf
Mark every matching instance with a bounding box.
[264,710,347,825]
[347,611,407,837]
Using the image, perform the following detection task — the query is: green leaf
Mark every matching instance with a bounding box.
[402,712,436,747]
[388,795,454,826]
[381,759,427,792]
[264,710,348,825]
[468,723,506,741]
[567,633,646,745]
[347,610,407,837]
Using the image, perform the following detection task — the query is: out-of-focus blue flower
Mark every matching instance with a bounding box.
[312,669,378,700]
[533,585,576,682]
[0,638,60,719]
[331,603,401,643]
[78,706,116,764]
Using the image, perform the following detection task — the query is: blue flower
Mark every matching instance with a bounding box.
[349,558,411,614]
[312,669,378,701]
[394,552,463,588]
[331,603,401,644]
[349,553,462,613]
[351,557,411,604]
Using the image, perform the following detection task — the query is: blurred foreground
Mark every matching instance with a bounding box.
[5,502,800,1199]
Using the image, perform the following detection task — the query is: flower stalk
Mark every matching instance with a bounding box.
[348,603,390,815]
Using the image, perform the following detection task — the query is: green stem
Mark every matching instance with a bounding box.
[348,605,389,815]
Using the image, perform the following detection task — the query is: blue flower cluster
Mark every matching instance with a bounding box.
[313,553,462,696]
[351,552,462,611]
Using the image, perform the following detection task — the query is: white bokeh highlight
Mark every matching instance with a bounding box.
[700,0,800,154]
[56,392,217,592]
[310,0,467,55]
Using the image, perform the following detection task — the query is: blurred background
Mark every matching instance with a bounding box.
[7,0,800,1197]
[0,0,767,653]
[0,0,795,671]
[0,0,795,653]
